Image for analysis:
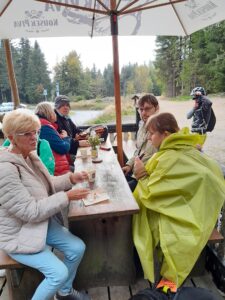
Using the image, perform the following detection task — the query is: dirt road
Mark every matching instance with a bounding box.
[158,96,225,167]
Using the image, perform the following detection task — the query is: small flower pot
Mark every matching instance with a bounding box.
[91,148,98,159]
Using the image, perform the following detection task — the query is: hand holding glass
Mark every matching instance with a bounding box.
[70,171,89,184]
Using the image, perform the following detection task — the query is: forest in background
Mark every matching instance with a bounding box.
[155,21,225,97]
[0,20,224,103]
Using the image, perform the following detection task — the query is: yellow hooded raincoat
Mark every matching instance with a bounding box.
[133,128,225,287]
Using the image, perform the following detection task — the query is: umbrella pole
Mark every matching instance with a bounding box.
[111,12,124,167]
[3,39,20,108]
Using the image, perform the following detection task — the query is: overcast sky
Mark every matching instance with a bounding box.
[29,36,156,74]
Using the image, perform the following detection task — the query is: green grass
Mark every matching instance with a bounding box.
[169,95,191,101]
[86,106,135,125]
[70,99,109,110]
[87,112,116,125]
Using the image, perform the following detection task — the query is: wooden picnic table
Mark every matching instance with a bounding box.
[68,141,139,289]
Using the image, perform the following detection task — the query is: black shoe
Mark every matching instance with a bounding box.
[54,289,91,300]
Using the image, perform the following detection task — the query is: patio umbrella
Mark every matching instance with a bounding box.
[1,0,225,166]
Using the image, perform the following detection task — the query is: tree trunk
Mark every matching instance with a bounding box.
[3,39,20,108]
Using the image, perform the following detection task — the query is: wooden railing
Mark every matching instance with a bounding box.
[79,122,138,143]
[79,122,137,134]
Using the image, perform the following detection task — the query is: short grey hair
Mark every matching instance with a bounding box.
[2,109,40,137]
[34,101,55,121]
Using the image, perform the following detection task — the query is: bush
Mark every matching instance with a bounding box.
[76,95,84,102]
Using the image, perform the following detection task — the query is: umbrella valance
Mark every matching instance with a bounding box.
[0,0,225,38]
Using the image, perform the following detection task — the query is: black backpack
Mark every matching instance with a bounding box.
[206,108,216,132]
[129,287,219,300]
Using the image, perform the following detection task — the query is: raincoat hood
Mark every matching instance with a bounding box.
[159,127,206,152]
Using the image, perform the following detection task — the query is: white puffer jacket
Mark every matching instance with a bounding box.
[0,149,72,254]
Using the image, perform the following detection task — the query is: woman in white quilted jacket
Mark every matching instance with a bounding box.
[0,109,91,300]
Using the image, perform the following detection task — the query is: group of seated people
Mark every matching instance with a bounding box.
[2,95,86,177]
[27,96,89,176]
[0,91,224,300]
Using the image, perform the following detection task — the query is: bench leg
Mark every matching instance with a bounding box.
[6,268,47,300]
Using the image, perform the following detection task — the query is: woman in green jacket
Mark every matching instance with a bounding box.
[133,113,225,289]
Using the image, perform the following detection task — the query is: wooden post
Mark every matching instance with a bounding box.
[110,0,124,167]
[3,39,20,108]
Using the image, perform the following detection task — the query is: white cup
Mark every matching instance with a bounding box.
[80,149,88,159]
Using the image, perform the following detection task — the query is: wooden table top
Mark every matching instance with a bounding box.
[68,142,139,221]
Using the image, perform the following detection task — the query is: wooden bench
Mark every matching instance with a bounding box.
[207,228,224,244]
[0,229,222,271]
[190,229,224,277]
[0,252,21,270]
[0,251,44,300]
[0,227,223,299]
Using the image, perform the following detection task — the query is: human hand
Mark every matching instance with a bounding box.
[66,188,90,201]
[75,133,87,140]
[196,144,203,151]
[60,130,68,138]
[78,132,88,139]
[70,171,88,184]
[79,140,90,147]
[133,157,147,180]
[194,100,199,109]
[122,165,132,175]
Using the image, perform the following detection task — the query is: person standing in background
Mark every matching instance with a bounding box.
[187,86,213,134]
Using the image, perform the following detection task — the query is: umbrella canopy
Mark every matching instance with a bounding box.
[1,0,225,38]
[1,0,225,166]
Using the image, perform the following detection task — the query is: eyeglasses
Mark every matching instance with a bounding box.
[15,130,40,138]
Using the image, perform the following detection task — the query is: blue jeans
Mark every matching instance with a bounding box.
[9,218,86,300]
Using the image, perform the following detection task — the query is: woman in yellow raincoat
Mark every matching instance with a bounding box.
[133,112,225,289]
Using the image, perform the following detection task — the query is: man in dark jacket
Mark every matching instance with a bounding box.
[187,86,212,134]
[54,95,89,157]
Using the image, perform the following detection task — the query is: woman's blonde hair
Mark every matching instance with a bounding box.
[2,109,40,137]
[34,101,55,121]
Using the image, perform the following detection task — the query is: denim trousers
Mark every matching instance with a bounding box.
[9,218,86,300]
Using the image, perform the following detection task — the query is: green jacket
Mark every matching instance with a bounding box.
[133,127,225,287]
[3,138,55,175]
